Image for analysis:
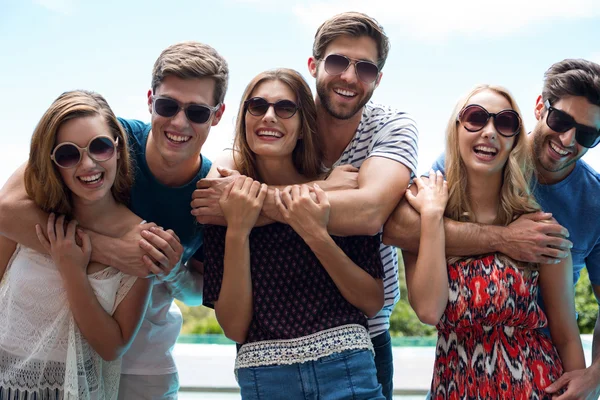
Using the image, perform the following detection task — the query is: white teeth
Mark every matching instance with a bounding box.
[79,173,102,183]
[550,141,569,156]
[474,146,497,154]
[257,130,282,138]
[334,89,357,97]
[166,132,191,142]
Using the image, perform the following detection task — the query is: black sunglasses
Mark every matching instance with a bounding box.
[544,100,600,148]
[244,97,299,119]
[51,135,118,169]
[322,54,380,84]
[457,104,521,137]
[152,95,220,124]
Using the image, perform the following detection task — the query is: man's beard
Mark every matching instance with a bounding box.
[531,124,578,173]
[316,81,374,120]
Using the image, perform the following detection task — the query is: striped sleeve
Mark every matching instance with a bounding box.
[367,107,419,178]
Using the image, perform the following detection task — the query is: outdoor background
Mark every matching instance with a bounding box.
[1,0,599,337]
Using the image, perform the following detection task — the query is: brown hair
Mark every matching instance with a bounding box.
[313,12,390,70]
[233,69,324,181]
[24,90,133,216]
[151,41,229,106]
[543,59,600,107]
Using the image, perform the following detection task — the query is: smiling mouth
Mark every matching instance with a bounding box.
[256,130,283,138]
[549,141,570,157]
[473,145,498,158]
[333,88,357,98]
[165,132,191,143]
[78,172,103,185]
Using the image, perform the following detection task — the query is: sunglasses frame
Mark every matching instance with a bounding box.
[244,97,299,119]
[51,135,119,169]
[322,54,380,84]
[544,100,600,149]
[151,95,220,124]
[457,104,522,138]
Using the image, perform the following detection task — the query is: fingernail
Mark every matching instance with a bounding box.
[314,183,320,189]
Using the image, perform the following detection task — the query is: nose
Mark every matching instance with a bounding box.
[79,150,96,168]
[559,127,577,147]
[480,119,497,140]
[262,105,277,123]
[171,107,188,128]
[339,62,358,85]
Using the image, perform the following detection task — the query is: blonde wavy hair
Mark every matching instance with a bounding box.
[444,85,540,271]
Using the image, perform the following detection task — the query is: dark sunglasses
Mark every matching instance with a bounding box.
[152,95,220,124]
[457,104,521,137]
[544,100,600,148]
[322,54,380,84]
[51,135,118,169]
[244,97,299,119]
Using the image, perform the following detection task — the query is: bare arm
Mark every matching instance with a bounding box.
[36,215,152,361]
[0,164,159,277]
[213,177,267,343]
[276,184,384,317]
[383,196,573,264]
[402,173,449,325]
[0,235,17,281]
[539,253,585,372]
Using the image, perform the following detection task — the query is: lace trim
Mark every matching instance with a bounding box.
[235,324,372,371]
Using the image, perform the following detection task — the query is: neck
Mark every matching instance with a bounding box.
[71,193,122,231]
[315,99,363,168]
[255,155,308,186]
[466,170,503,225]
[146,131,201,186]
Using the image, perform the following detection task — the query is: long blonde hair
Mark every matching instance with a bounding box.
[445,84,539,226]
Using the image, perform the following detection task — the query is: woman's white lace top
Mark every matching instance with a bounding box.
[0,245,137,399]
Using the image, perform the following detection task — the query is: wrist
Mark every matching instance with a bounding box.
[420,209,445,222]
[303,228,332,249]
[487,225,505,253]
[226,227,251,242]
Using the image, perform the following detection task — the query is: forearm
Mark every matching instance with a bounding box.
[305,232,384,318]
[555,339,587,371]
[214,230,253,343]
[325,189,394,236]
[408,213,449,325]
[63,271,131,361]
[383,203,500,256]
[162,261,204,306]
[87,230,118,266]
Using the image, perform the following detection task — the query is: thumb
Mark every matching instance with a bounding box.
[341,164,359,172]
[313,183,328,205]
[78,229,92,254]
[217,166,235,177]
[405,188,417,204]
[545,373,569,393]
[529,211,553,222]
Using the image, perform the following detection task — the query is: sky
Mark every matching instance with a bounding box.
[1,0,599,188]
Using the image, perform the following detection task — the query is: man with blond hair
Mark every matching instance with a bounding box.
[193,12,418,399]
[0,41,229,399]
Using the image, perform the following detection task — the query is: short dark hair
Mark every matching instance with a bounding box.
[543,59,600,107]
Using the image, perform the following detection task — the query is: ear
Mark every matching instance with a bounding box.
[147,89,153,115]
[534,95,544,121]
[308,57,318,78]
[211,103,226,127]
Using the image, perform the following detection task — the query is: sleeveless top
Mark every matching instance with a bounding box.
[0,245,137,400]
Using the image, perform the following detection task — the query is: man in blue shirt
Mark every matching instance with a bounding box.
[383,59,600,398]
[0,41,228,399]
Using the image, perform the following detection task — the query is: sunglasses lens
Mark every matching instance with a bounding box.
[547,109,574,133]
[186,105,212,124]
[576,127,600,148]
[495,111,520,136]
[89,137,116,161]
[246,98,270,116]
[356,62,379,83]
[324,54,350,75]
[461,106,489,131]
[153,98,179,118]
[274,100,298,119]
[54,144,80,168]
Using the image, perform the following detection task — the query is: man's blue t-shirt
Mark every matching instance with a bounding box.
[118,118,211,263]
[431,154,600,286]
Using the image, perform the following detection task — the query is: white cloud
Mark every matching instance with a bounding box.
[288,0,600,40]
[33,0,75,15]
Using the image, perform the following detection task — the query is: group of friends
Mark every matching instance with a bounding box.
[0,10,599,400]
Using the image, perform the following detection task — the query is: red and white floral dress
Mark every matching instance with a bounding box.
[431,253,563,400]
